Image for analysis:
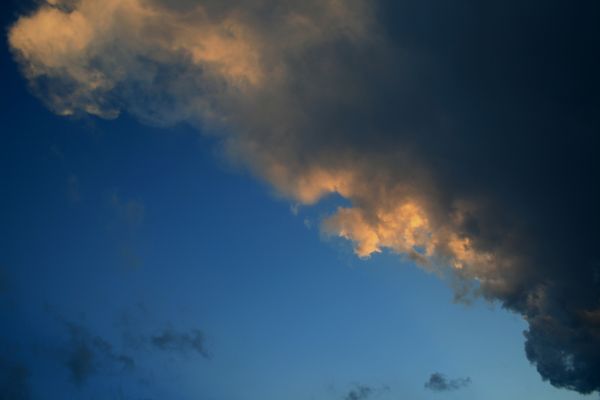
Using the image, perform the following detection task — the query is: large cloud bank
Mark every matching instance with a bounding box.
[8,0,600,393]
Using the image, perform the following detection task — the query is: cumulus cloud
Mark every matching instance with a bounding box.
[424,373,471,392]
[8,0,600,394]
[8,0,370,123]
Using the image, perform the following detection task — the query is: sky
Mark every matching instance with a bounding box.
[1,1,599,400]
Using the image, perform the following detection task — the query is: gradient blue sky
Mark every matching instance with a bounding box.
[1,1,599,400]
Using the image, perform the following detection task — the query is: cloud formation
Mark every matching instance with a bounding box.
[60,319,213,386]
[424,372,471,392]
[342,384,389,400]
[8,0,600,394]
[150,328,210,358]
[62,320,134,386]
[343,385,373,400]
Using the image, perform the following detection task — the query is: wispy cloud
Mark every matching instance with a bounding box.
[344,385,373,400]
[62,320,134,386]
[424,372,471,392]
[51,311,210,388]
[150,328,210,359]
[342,384,389,400]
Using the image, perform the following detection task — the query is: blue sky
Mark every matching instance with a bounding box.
[1,111,589,400]
[2,1,600,400]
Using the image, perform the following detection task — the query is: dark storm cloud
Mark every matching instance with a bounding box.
[62,321,134,386]
[0,357,30,400]
[8,0,600,394]
[371,2,600,393]
[424,373,471,392]
[150,328,210,358]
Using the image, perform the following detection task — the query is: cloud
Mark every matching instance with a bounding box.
[7,0,370,123]
[8,0,600,394]
[424,373,471,392]
[62,320,134,386]
[37,305,211,397]
[0,357,30,400]
[59,320,210,386]
[343,385,373,400]
[342,384,389,400]
[150,328,210,358]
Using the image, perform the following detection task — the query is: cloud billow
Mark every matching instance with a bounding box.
[8,0,600,394]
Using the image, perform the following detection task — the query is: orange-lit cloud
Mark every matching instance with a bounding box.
[6,0,506,311]
[8,0,496,277]
[8,0,600,394]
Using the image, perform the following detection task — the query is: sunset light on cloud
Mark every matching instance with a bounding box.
[1,1,599,399]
